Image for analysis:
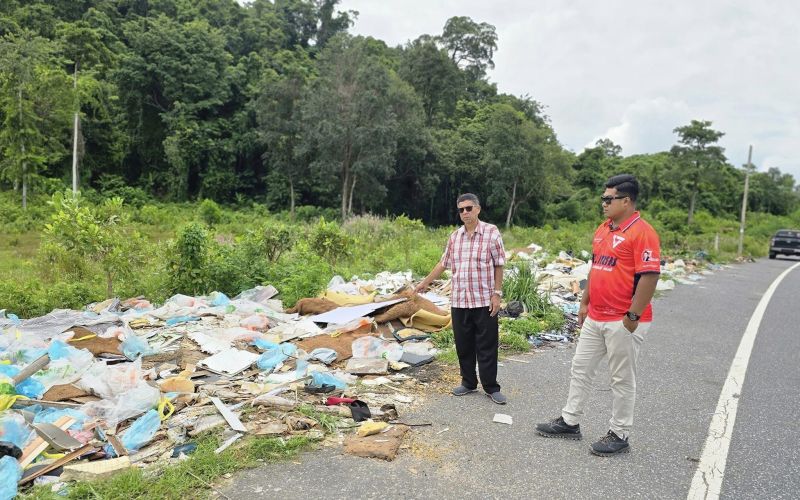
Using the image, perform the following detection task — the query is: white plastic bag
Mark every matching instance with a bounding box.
[351,337,403,362]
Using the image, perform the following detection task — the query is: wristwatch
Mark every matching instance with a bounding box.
[625,311,640,321]
[492,290,503,298]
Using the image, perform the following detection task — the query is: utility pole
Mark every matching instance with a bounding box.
[737,145,753,257]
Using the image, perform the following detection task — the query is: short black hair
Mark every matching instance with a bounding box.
[605,174,639,202]
[457,193,480,206]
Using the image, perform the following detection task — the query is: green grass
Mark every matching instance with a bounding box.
[297,404,342,433]
[435,347,459,365]
[20,433,315,500]
[499,332,531,353]
[430,328,455,349]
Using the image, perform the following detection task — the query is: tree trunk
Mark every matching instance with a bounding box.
[687,183,698,225]
[288,177,296,220]
[505,180,517,229]
[18,87,26,210]
[106,272,114,299]
[71,61,79,194]
[22,161,27,210]
[347,173,356,217]
[341,170,349,221]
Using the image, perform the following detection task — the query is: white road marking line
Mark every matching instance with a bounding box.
[687,262,800,500]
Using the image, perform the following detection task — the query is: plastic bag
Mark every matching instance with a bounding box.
[31,340,94,391]
[34,408,88,432]
[306,348,337,365]
[0,365,44,399]
[256,343,297,372]
[0,413,34,449]
[120,334,156,360]
[309,371,347,390]
[164,316,201,327]
[251,338,279,351]
[120,409,160,452]
[168,294,205,308]
[209,292,230,307]
[240,314,269,331]
[0,455,22,500]
[351,337,403,362]
[77,358,148,399]
[78,359,160,428]
[83,383,160,430]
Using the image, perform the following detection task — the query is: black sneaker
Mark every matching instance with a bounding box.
[535,417,582,440]
[590,430,630,456]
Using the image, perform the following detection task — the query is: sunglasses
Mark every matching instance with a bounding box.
[601,195,628,204]
[458,205,476,213]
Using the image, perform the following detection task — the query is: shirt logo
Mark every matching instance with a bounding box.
[642,249,653,262]
[612,235,626,248]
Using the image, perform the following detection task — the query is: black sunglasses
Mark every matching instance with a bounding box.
[458,205,476,213]
[601,195,628,204]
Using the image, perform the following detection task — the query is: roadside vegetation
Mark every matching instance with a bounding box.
[2,190,798,319]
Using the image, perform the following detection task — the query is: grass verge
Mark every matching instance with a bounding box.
[20,432,316,500]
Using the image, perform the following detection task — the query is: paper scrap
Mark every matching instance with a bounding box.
[493,413,513,425]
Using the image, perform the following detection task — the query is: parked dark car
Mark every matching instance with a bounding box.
[769,229,800,259]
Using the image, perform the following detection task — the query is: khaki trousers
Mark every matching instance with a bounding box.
[561,317,649,439]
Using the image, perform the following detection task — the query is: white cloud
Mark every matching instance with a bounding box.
[591,98,693,154]
[342,0,800,181]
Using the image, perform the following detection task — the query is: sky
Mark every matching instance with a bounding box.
[341,0,800,181]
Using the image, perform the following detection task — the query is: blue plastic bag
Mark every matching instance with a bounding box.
[309,371,347,390]
[120,409,160,452]
[0,414,33,449]
[256,344,297,372]
[251,338,279,351]
[34,408,88,431]
[120,335,154,360]
[209,292,230,307]
[0,456,22,500]
[165,316,201,327]
[0,365,45,399]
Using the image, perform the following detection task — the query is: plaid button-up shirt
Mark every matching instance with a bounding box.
[440,221,506,308]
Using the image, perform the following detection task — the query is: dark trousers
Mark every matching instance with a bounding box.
[451,307,500,394]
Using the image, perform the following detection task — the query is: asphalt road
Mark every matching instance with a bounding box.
[227,258,800,499]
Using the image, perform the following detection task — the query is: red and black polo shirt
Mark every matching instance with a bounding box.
[588,211,661,323]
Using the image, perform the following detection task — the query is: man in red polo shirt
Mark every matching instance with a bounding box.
[536,174,661,456]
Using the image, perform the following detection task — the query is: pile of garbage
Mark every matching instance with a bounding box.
[0,271,479,497]
[0,248,721,496]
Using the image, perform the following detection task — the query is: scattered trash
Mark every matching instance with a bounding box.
[0,455,22,499]
[61,456,132,482]
[356,420,389,437]
[0,255,718,490]
[493,413,513,425]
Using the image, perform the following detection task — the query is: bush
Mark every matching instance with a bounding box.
[198,199,223,226]
[40,193,144,298]
[168,222,211,295]
[308,218,354,266]
[96,174,151,208]
[268,246,330,307]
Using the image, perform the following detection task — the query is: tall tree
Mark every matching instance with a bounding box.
[298,35,399,219]
[438,16,497,79]
[671,120,726,225]
[56,18,116,193]
[0,31,72,208]
[399,36,461,125]
[256,50,315,217]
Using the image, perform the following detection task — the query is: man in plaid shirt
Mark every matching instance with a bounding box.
[416,193,508,404]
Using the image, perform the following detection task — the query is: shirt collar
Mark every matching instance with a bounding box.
[606,211,641,232]
[458,220,486,235]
